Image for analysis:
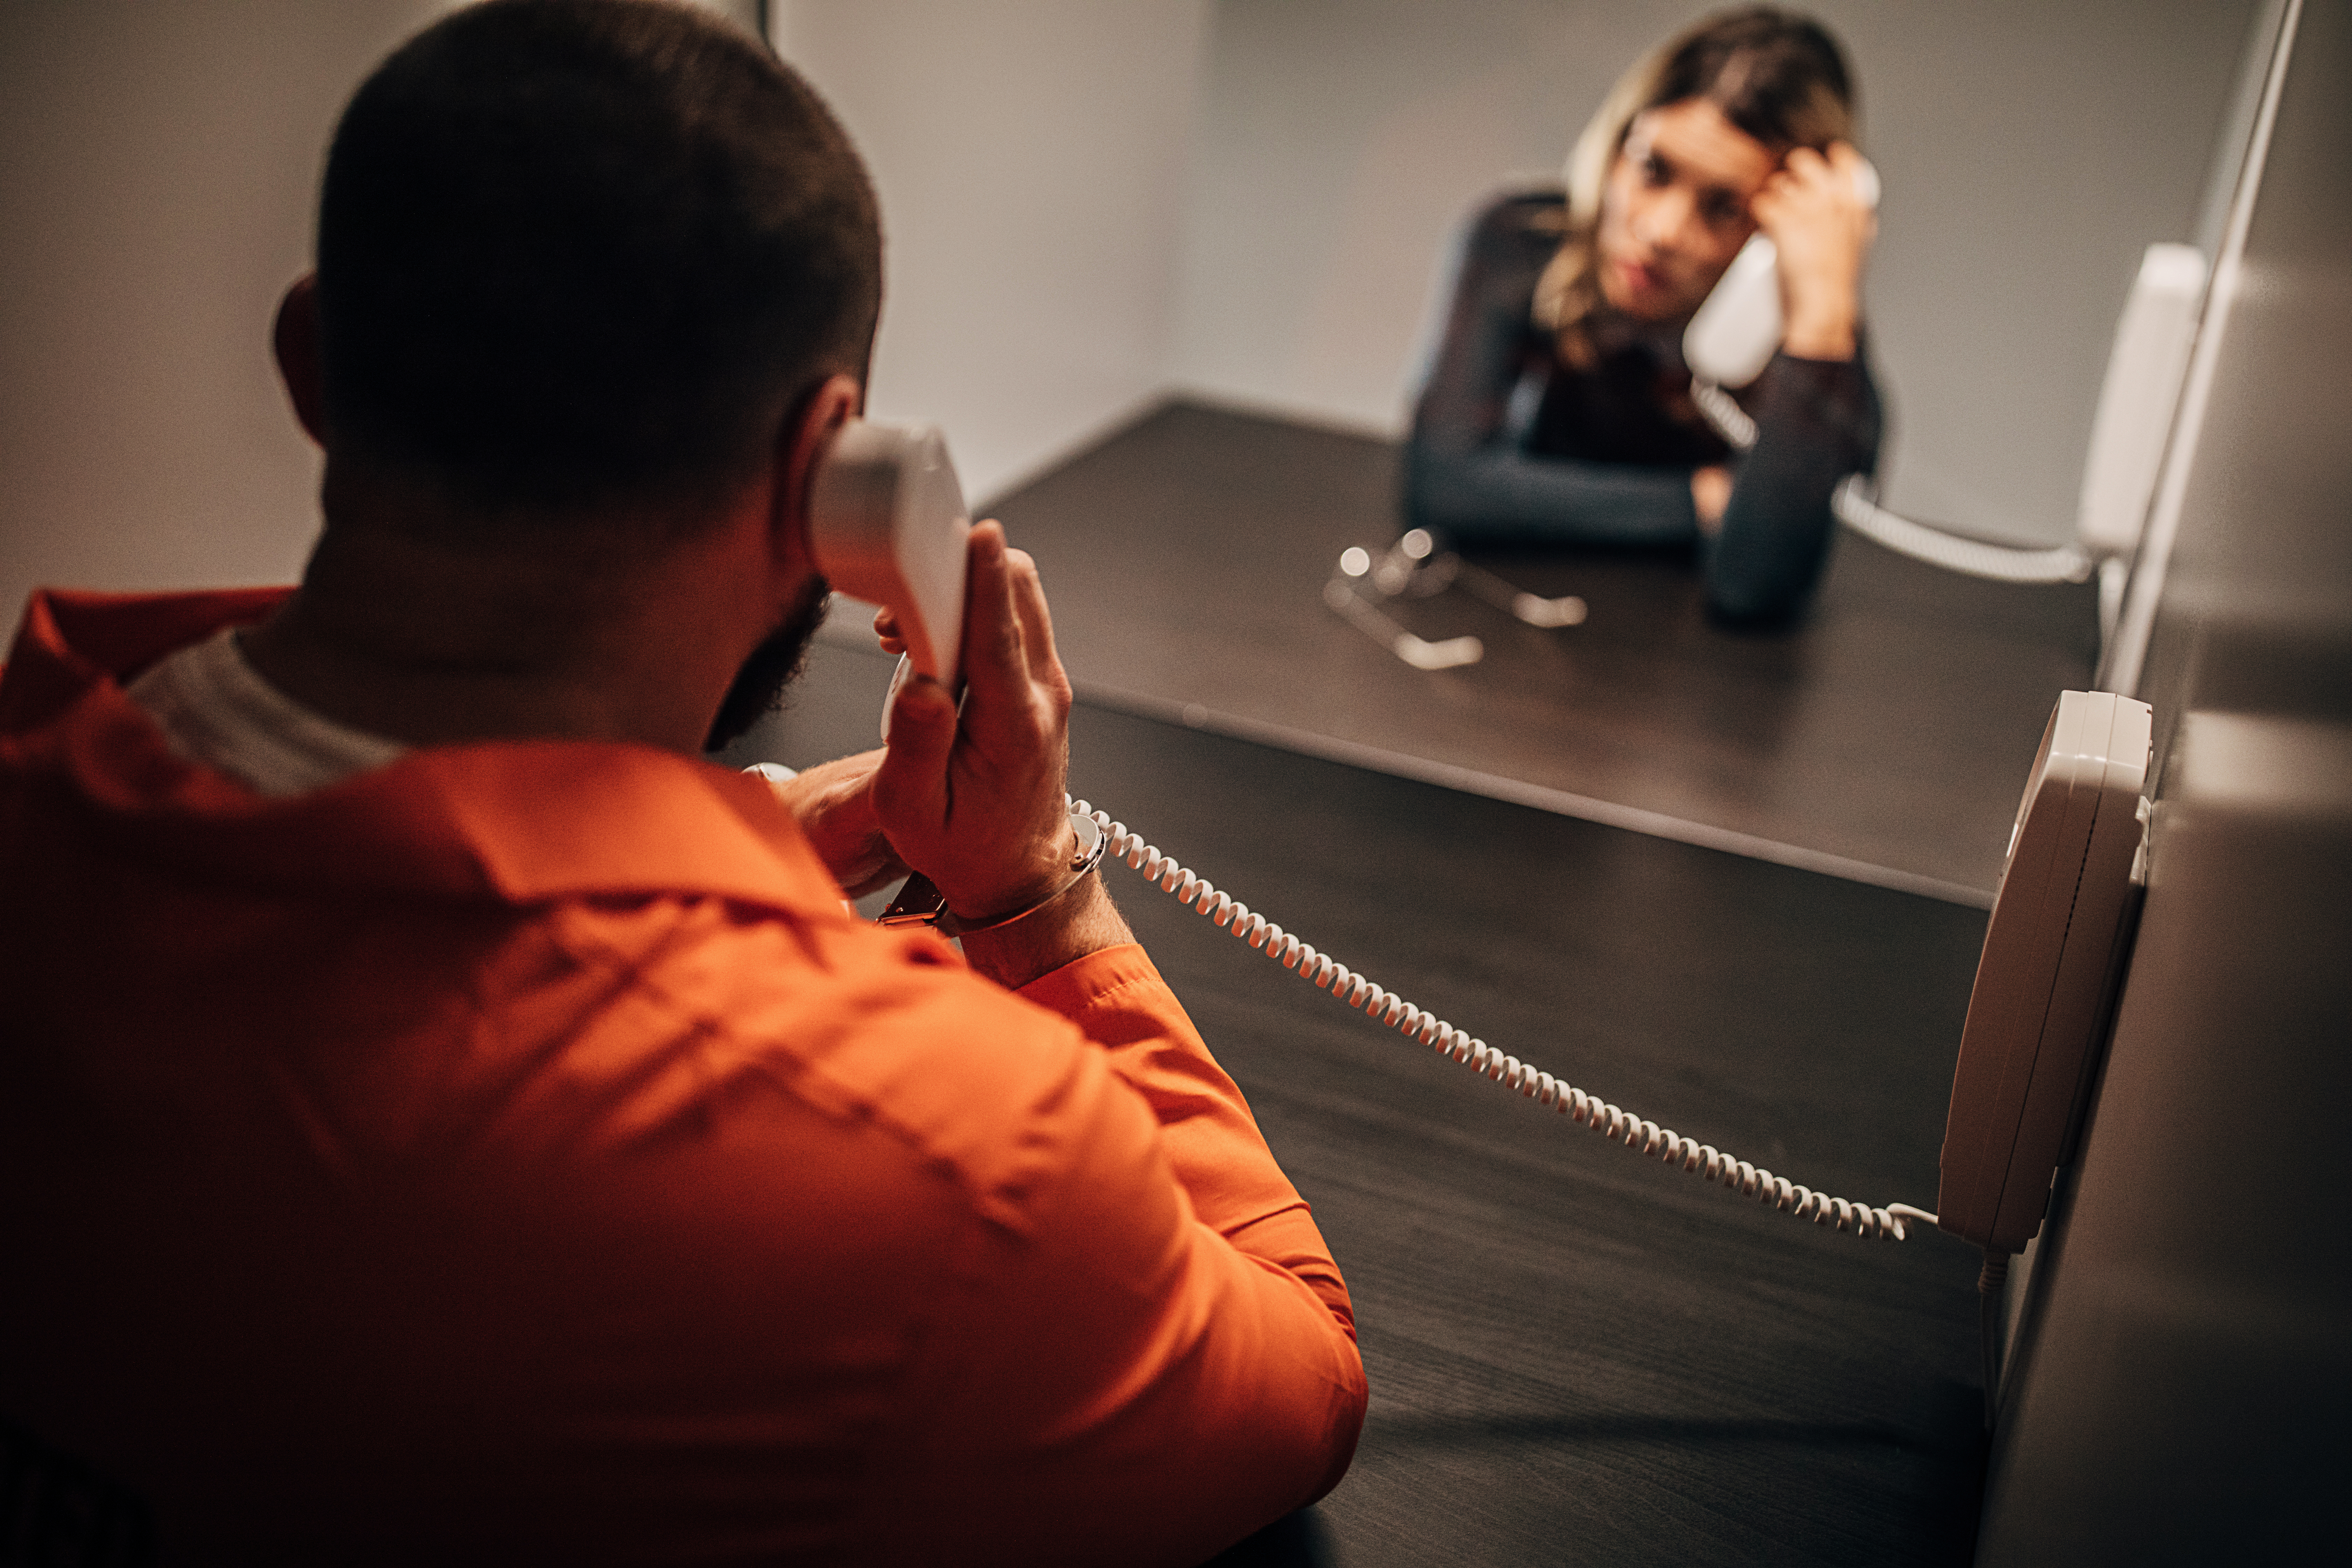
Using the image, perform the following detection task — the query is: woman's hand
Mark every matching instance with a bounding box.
[1749,140,1875,361]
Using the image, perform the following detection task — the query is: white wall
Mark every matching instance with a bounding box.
[0,0,1206,621]
[0,0,2267,623]
[1169,1,1660,436]
[1169,0,2259,545]
[0,0,457,626]
[771,0,1211,505]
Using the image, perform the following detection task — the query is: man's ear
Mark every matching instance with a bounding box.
[273,274,330,447]
[774,372,864,573]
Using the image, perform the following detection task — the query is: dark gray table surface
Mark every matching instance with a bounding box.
[731,639,1993,1567]
[917,399,2101,904]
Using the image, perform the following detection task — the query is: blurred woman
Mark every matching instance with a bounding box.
[1403,7,1879,623]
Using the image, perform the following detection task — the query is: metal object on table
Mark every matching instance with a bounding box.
[1323,530,1585,668]
[1322,573,1483,670]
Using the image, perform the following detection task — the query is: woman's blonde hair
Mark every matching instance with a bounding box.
[1533,7,1857,363]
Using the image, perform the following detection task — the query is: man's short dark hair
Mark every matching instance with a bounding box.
[316,0,880,518]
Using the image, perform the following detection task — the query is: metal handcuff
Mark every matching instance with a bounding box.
[876,805,1107,937]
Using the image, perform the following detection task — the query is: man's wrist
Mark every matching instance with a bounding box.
[957,872,1133,992]
[936,811,1107,936]
[878,808,1105,935]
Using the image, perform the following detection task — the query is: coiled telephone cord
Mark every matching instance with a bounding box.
[1074,801,1941,1244]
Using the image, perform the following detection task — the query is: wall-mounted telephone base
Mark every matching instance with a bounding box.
[1936,690,2151,1254]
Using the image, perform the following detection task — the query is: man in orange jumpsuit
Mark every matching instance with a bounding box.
[0,2,1365,1562]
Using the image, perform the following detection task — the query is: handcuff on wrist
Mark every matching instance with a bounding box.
[876,806,1107,938]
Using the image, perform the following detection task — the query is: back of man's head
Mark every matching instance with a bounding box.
[316,0,879,524]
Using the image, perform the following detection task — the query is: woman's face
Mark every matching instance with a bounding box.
[1595,98,1777,321]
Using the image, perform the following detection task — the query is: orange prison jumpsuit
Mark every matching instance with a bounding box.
[0,589,1366,1566]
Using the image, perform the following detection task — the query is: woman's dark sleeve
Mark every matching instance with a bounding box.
[1702,347,1883,623]
[1403,194,1702,549]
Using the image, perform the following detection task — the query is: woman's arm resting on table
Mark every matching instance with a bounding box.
[1704,348,1883,622]
[1407,442,1702,548]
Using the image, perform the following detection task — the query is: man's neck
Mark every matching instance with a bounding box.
[242,495,778,757]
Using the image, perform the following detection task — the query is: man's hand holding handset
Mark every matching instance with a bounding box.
[750,520,1127,988]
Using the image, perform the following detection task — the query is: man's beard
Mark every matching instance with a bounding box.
[701,575,833,754]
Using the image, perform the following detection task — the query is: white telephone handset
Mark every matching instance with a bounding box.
[1684,157,1881,390]
[806,420,971,694]
[803,418,978,926]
